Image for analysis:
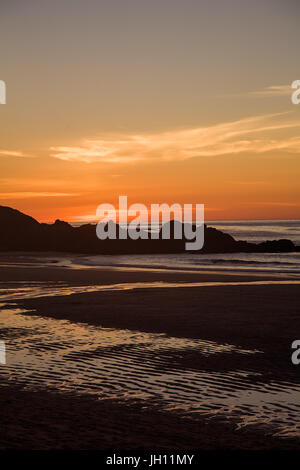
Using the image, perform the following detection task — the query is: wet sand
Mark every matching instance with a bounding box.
[1,379,299,450]
[0,255,299,449]
[16,282,300,356]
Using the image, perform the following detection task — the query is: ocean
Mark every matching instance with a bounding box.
[72,219,300,245]
[207,219,300,245]
[67,220,300,275]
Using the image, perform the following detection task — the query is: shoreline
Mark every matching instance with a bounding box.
[0,256,299,450]
[0,251,299,284]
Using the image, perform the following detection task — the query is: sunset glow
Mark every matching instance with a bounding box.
[1,1,299,222]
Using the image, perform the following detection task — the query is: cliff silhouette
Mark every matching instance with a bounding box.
[0,205,297,254]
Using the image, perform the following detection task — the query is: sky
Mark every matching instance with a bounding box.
[0,0,300,222]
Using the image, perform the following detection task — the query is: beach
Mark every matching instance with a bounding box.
[2,0,300,455]
[0,253,299,449]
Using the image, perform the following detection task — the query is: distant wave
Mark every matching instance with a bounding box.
[208,220,300,245]
[198,259,296,266]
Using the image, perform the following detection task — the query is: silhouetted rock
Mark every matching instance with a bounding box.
[0,205,42,251]
[0,206,297,254]
[254,239,296,253]
[202,226,236,252]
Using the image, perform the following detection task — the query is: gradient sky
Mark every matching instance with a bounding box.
[1,0,300,222]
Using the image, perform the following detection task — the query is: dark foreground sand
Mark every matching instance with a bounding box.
[0,257,299,450]
[1,379,299,450]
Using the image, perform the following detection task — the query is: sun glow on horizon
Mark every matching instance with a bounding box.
[1,1,300,223]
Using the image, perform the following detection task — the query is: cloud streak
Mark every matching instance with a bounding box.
[50,113,300,164]
[250,85,293,96]
[0,192,78,199]
[0,150,34,158]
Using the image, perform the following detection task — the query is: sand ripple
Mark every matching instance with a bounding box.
[0,305,300,439]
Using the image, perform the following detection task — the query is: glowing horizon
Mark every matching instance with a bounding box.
[1,0,300,222]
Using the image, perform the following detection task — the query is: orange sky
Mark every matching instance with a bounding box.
[1,1,300,222]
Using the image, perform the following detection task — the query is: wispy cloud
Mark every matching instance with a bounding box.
[0,192,78,199]
[50,113,300,164]
[250,85,292,96]
[0,150,34,158]
[242,201,300,207]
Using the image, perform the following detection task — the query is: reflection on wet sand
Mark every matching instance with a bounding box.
[1,279,300,301]
[1,306,300,438]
